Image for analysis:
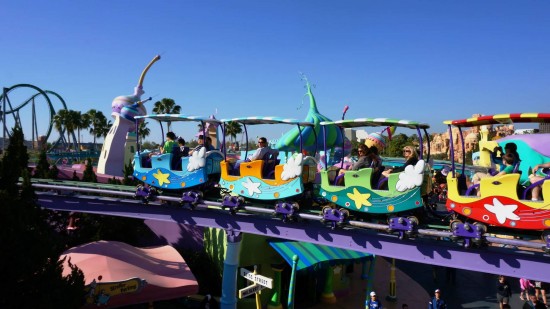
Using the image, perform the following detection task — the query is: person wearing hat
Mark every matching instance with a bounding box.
[365,291,383,309]
[428,289,447,309]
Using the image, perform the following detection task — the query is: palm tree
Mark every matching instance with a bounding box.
[94,118,112,145]
[52,112,65,147]
[72,110,90,150]
[138,121,151,142]
[152,98,181,131]
[66,110,81,151]
[54,109,73,150]
[224,121,242,143]
[86,109,107,151]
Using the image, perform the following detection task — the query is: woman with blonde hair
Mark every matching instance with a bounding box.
[382,145,419,177]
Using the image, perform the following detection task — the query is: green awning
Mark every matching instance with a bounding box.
[268,240,372,271]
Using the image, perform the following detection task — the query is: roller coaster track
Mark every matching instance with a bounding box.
[31,181,550,282]
[0,84,76,149]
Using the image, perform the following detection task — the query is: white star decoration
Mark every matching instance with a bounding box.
[484,198,520,224]
[242,177,261,196]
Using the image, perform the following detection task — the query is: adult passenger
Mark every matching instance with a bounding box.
[149,131,177,158]
[336,144,371,185]
[382,145,418,177]
[249,137,272,161]
[189,135,214,156]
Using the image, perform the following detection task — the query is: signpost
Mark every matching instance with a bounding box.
[238,283,266,298]
[238,266,273,309]
[240,267,273,289]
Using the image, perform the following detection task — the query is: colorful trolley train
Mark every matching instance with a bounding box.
[132,112,550,245]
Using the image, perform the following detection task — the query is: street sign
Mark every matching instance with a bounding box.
[240,268,273,288]
[239,283,266,298]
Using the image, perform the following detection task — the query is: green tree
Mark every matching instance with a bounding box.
[57,109,74,150]
[52,110,66,148]
[48,164,59,180]
[138,121,151,142]
[122,160,137,186]
[34,149,51,179]
[76,111,91,150]
[383,133,409,158]
[82,158,97,183]
[0,127,29,194]
[0,127,86,308]
[86,109,107,151]
[142,141,158,150]
[152,98,181,131]
[224,121,243,143]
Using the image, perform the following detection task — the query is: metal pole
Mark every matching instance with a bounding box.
[386,258,397,302]
[287,255,299,309]
[254,265,261,309]
[220,229,242,309]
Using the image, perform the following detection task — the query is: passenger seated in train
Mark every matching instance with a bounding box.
[249,137,272,161]
[528,162,550,201]
[231,137,278,176]
[492,143,521,172]
[336,144,371,185]
[147,131,178,159]
[189,135,215,156]
[471,153,516,197]
[368,145,383,186]
[381,145,418,178]
[171,137,189,170]
[177,137,190,157]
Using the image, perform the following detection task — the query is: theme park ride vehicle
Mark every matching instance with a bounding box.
[319,118,432,235]
[133,114,224,206]
[218,117,317,219]
[444,113,550,247]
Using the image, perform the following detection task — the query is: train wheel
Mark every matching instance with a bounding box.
[449,220,462,242]
[450,219,461,231]
[340,208,349,224]
[473,222,487,234]
[407,216,419,226]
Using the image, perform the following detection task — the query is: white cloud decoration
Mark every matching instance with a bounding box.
[395,160,425,192]
[281,153,303,181]
[187,147,206,172]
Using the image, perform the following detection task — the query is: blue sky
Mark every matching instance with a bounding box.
[1,1,549,143]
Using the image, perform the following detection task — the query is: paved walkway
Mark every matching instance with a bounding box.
[308,257,549,309]
[308,256,429,309]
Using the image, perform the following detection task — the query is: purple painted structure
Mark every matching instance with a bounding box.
[36,191,550,281]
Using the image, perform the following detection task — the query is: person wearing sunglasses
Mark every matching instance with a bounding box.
[336,144,371,185]
[249,137,273,161]
[382,145,419,177]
